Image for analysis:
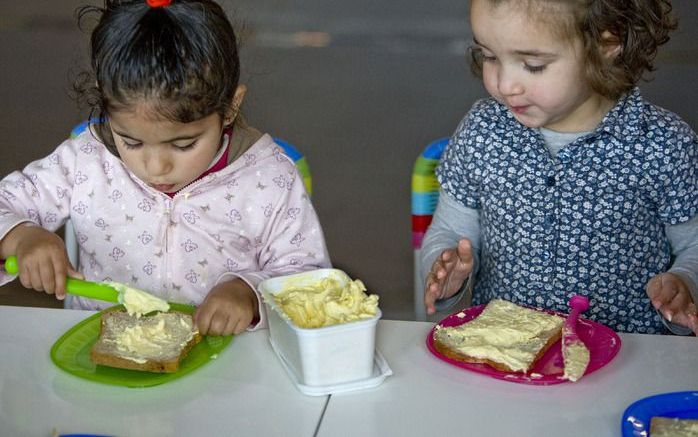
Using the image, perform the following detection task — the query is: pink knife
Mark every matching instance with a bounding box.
[562,295,590,382]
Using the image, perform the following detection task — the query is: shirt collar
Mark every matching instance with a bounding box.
[593,87,645,141]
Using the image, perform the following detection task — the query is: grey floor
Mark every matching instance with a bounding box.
[1,1,697,320]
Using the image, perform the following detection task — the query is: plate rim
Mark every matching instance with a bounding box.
[426,303,622,386]
[621,390,698,436]
[50,304,233,387]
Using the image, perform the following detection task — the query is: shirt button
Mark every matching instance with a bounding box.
[546,175,556,187]
[542,251,551,261]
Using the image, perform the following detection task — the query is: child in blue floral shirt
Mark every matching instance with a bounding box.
[421,0,698,334]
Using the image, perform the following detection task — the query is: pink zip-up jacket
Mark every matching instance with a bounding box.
[0,130,331,330]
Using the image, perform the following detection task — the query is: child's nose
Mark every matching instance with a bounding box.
[497,69,524,96]
[144,149,173,176]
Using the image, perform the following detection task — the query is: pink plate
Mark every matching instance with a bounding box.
[426,304,622,385]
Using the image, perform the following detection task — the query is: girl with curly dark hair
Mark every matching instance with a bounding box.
[422,0,697,335]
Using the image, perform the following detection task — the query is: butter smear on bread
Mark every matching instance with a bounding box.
[434,299,564,373]
[108,282,170,316]
[111,314,197,364]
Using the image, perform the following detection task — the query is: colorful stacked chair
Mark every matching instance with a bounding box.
[412,137,448,321]
[273,137,312,196]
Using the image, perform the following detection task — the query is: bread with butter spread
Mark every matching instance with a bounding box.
[91,309,202,373]
[433,299,564,373]
[650,417,698,437]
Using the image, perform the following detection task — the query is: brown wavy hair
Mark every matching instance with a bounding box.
[469,0,677,100]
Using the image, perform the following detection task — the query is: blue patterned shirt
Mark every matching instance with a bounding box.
[437,88,698,333]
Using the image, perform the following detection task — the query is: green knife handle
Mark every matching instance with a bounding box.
[65,277,119,302]
[4,256,18,275]
[4,256,119,303]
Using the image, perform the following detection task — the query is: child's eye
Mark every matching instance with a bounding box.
[173,141,197,151]
[123,141,142,149]
[470,47,497,63]
[524,63,546,74]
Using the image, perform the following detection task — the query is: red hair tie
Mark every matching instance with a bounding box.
[147,0,172,7]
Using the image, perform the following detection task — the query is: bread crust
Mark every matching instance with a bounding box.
[90,310,202,373]
[433,328,561,373]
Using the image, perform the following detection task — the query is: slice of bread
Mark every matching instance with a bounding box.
[433,299,564,373]
[91,309,202,373]
[650,417,698,437]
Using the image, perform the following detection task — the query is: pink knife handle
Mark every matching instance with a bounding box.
[564,295,589,342]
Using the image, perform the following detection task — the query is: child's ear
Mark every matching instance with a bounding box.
[600,30,622,60]
[224,85,248,125]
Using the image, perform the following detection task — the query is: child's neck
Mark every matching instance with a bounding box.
[164,129,232,197]
[544,94,616,133]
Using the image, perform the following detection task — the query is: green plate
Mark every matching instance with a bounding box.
[50,303,233,388]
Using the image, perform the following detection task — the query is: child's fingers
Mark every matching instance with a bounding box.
[18,260,33,290]
[67,265,84,280]
[424,277,441,315]
[31,264,47,292]
[424,247,463,315]
[662,290,692,322]
[425,266,449,314]
[51,253,69,300]
[456,239,473,266]
[688,304,698,334]
[680,302,698,334]
[652,274,690,322]
[646,274,674,310]
[208,312,228,336]
[194,307,212,335]
[233,314,251,335]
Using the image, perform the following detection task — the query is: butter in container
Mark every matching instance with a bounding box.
[260,269,381,387]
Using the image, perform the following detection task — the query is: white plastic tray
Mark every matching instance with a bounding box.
[269,337,393,396]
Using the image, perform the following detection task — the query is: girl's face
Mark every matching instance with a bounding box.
[470,0,612,132]
[108,103,226,194]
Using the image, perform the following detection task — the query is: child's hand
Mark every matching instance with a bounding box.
[646,273,698,334]
[424,238,474,315]
[2,224,82,300]
[194,279,259,336]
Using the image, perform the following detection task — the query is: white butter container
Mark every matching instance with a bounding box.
[259,269,381,387]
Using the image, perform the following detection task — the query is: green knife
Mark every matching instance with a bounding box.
[4,255,119,303]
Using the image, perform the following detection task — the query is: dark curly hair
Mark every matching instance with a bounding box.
[469,0,677,100]
[74,0,241,155]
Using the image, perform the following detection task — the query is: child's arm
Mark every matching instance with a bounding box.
[646,214,698,335]
[201,155,331,332]
[420,190,480,315]
[0,139,81,293]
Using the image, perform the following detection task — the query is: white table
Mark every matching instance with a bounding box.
[318,320,698,437]
[0,306,328,437]
[1,307,696,437]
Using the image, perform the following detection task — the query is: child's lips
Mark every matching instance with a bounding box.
[510,105,530,114]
